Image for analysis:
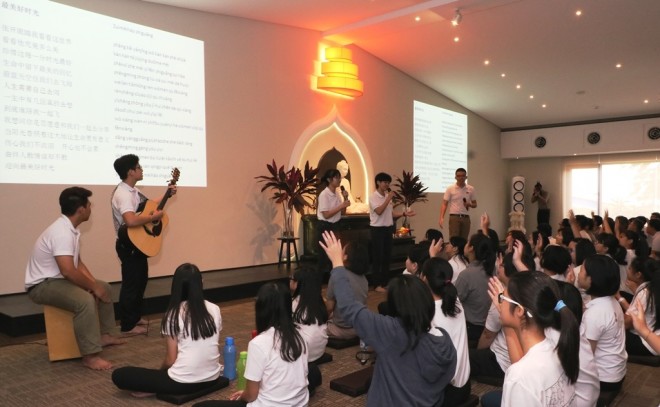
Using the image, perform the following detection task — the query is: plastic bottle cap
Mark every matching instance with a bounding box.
[226,337,234,345]
[239,351,247,358]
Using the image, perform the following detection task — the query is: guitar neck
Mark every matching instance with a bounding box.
[156,189,172,211]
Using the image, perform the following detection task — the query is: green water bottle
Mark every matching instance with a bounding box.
[237,351,248,390]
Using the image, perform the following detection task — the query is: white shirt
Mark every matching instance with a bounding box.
[444,183,476,216]
[164,301,223,383]
[484,303,511,372]
[292,297,328,362]
[546,328,600,407]
[430,298,470,387]
[245,327,309,407]
[581,296,627,382]
[317,187,342,223]
[502,338,576,407]
[369,190,393,227]
[572,265,591,306]
[627,282,659,355]
[449,256,468,283]
[111,181,143,235]
[25,215,78,290]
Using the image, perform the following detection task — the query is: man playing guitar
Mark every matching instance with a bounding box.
[111,154,176,335]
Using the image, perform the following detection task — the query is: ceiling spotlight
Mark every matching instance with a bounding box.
[451,9,462,26]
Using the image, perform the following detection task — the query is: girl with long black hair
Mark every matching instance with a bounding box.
[489,271,579,406]
[112,263,222,397]
[620,257,660,356]
[291,267,328,362]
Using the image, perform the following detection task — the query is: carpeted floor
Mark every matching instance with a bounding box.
[1,291,658,406]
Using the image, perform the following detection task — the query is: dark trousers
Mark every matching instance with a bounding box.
[192,363,321,407]
[469,347,505,379]
[370,226,393,288]
[626,330,654,356]
[112,366,218,394]
[465,321,485,342]
[537,208,550,226]
[116,239,149,331]
[441,380,471,407]
[317,220,338,274]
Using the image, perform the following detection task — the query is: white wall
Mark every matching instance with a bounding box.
[0,0,502,295]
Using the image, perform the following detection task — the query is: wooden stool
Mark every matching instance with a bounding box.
[43,305,96,361]
[277,237,299,266]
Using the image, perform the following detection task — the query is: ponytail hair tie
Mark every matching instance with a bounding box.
[554,300,566,312]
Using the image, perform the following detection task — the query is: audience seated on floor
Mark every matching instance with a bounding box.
[290,267,328,363]
[620,257,660,357]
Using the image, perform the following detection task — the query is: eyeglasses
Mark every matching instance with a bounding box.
[498,292,533,318]
[133,164,142,171]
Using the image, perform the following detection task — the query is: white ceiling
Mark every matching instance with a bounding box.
[143,0,660,129]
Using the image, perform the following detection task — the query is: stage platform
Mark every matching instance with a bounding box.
[0,263,292,337]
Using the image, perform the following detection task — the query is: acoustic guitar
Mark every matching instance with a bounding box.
[118,168,180,257]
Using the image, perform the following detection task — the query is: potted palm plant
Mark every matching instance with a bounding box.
[392,170,428,232]
[255,160,319,237]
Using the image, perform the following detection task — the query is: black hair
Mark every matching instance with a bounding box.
[592,215,603,228]
[292,267,328,326]
[386,275,435,354]
[615,216,629,235]
[575,214,592,231]
[321,169,341,185]
[555,281,584,323]
[573,238,596,267]
[449,236,469,268]
[59,187,92,216]
[541,245,572,276]
[622,230,650,259]
[629,257,660,330]
[480,228,500,251]
[504,248,535,274]
[537,223,553,238]
[469,233,496,276]
[255,282,306,362]
[455,168,467,175]
[344,241,369,275]
[425,228,443,243]
[648,218,660,232]
[161,263,217,341]
[508,230,527,245]
[507,272,579,383]
[604,217,615,232]
[113,154,140,180]
[582,254,620,297]
[421,258,460,318]
[374,172,392,184]
[596,233,627,265]
[407,244,430,275]
[533,231,550,253]
[558,227,575,246]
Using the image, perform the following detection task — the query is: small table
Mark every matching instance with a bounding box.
[277,237,299,267]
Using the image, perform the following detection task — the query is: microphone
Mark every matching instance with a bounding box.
[340,185,349,201]
[463,198,467,203]
[387,188,391,193]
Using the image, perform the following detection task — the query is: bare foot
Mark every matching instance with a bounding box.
[82,354,112,370]
[101,334,126,347]
[375,286,387,293]
[131,392,155,398]
[121,325,148,336]
[137,318,149,326]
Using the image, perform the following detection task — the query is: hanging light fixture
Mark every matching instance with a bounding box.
[317,47,364,98]
[451,9,462,26]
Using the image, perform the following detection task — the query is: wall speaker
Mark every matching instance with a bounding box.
[512,176,525,213]
[587,132,601,145]
[534,136,546,148]
[648,127,660,141]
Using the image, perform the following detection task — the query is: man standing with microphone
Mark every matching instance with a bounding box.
[439,168,477,240]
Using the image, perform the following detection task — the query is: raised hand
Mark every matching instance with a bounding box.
[319,231,345,269]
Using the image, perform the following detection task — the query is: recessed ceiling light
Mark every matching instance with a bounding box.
[529,95,534,99]
[454,36,460,42]
[542,104,547,108]
[484,60,490,65]
[415,16,421,22]
[644,99,649,104]
[501,73,506,78]
[516,84,521,89]
[575,10,582,16]
[615,63,622,69]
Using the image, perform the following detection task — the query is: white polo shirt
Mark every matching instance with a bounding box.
[581,296,627,382]
[444,183,476,216]
[317,187,342,223]
[111,181,143,235]
[369,190,393,227]
[25,215,78,290]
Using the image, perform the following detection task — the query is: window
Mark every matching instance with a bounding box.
[565,160,660,218]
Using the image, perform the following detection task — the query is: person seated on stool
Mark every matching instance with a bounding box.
[25,187,123,370]
[112,263,223,398]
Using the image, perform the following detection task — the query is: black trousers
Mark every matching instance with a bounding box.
[537,208,550,227]
[442,380,471,407]
[116,239,149,331]
[112,366,219,394]
[317,220,339,274]
[469,347,505,379]
[465,321,485,342]
[626,330,654,356]
[370,226,393,288]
